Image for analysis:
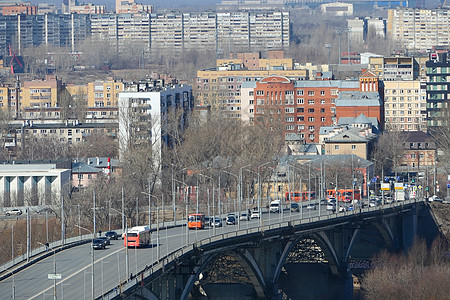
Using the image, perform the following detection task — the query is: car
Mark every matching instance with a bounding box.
[328,198,337,205]
[240,213,250,221]
[369,201,378,207]
[210,217,222,227]
[226,215,236,225]
[338,205,347,212]
[326,203,336,211]
[306,203,316,210]
[320,199,328,205]
[290,203,300,212]
[36,207,53,214]
[204,217,211,227]
[348,205,354,211]
[105,231,118,240]
[97,236,110,245]
[5,209,22,216]
[92,238,106,250]
[250,211,260,219]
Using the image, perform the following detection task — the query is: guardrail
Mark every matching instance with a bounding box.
[100,198,425,300]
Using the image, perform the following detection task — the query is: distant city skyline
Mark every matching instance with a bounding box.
[23,0,220,9]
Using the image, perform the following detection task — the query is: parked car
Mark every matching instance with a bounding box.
[5,209,22,216]
[290,203,300,212]
[92,239,106,250]
[105,231,118,240]
[240,213,250,221]
[97,236,110,245]
[210,217,223,227]
[226,215,236,225]
[250,211,260,219]
[306,203,316,210]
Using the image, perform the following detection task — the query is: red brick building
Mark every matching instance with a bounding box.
[252,75,364,143]
[2,4,37,15]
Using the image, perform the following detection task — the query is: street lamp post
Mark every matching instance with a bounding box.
[239,164,252,230]
[75,225,95,300]
[258,161,273,228]
[141,192,161,260]
[110,207,130,278]
[37,242,57,300]
[223,170,238,228]
[199,173,215,235]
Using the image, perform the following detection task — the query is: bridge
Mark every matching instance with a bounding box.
[0,199,438,299]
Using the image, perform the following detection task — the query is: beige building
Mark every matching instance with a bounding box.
[387,8,450,52]
[21,75,63,109]
[383,80,427,131]
[87,79,124,108]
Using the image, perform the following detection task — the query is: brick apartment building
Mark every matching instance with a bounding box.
[249,71,383,144]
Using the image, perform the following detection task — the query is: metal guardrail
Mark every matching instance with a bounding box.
[100,198,425,300]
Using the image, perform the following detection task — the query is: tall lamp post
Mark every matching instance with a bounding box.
[258,161,273,229]
[223,170,239,226]
[239,164,252,230]
[38,242,57,300]
[198,173,215,235]
[110,207,129,279]
[141,192,161,260]
[75,225,94,300]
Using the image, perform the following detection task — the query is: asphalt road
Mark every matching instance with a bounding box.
[0,205,331,299]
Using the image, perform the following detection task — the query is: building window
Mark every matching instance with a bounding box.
[335,145,340,150]
[308,117,315,122]
[308,108,314,113]
[249,91,254,96]
[308,100,314,105]
[308,91,315,96]
[321,99,325,104]
[321,117,325,122]
[352,145,356,150]
[297,90,304,96]
[297,107,304,113]
[297,98,304,104]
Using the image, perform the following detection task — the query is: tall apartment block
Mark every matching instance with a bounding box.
[383,80,427,131]
[387,8,450,52]
[0,11,289,55]
[425,49,450,127]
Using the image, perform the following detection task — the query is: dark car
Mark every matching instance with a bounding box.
[226,215,236,225]
[290,203,299,212]
[97,236,110,245]
[92,239,106,250]
[105,231,118,240]
[210,217,223,227]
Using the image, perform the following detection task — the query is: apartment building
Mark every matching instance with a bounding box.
[118,83,194,160]
[425,49,450,127]
[1,4,37,15]
[249,76,362,143]
[21,75,63,109]
[116,0,152,14]
[0,11,288,55]
[368,56,419,81]
[383,80,427,131]
[87,79,125,108]
[0,14,90,55]
[387,8,450,52]
[196,52,307,117]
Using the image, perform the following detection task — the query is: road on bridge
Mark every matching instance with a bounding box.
[1,205,333,299]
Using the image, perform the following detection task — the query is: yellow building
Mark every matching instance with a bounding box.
[87,79,124,107]
[21,75,62,109]
[383,80,427,131]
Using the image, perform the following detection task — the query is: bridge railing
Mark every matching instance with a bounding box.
[101,198,424,299]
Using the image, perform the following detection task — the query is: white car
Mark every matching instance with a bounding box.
[306,203,316,210]
[338,205,347,212]
[240,213,250,221]
[326,203,336,211]
[250,211,260,219]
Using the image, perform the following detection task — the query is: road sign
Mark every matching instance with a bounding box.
[381,183,390,191]
[48,274,62,280]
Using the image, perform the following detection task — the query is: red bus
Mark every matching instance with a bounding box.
[188,213,206,229]
[124,226,151,247]
[285,191,316,202]
[327,189,360,202]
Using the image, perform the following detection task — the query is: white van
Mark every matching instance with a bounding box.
[269,200,281,213]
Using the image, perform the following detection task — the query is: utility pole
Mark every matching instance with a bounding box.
[325,44,331,66]
[334,27,342,64]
